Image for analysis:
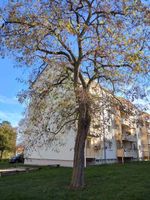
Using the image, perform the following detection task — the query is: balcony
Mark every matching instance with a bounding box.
[86,148,95,158]
[122,117,136,128]
[122,133,137,142]
[142,151,150,159]
[117,148,124,157]
[121,117,131,127]
[124,150,137,158]
[117,148,137,158]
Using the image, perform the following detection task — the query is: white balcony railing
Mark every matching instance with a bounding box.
[124,149,137,158]
[117,148,137,158]
[122,133,137,142]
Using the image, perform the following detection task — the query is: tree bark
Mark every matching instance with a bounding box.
[70,101,91,189]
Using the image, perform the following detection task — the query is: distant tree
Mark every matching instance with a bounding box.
[0,121,16,160]
[0,121,11,126]
[0,135,5,160]
[0,0,149,188]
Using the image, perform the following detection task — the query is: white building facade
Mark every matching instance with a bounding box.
[23,67,150,167]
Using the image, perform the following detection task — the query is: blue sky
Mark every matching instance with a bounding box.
[0,0,23,127]
[0,57,25,127]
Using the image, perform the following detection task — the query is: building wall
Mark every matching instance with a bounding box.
[24,129,76,167]
[86,112,118,165]
[24,110,150,167]
[25,158,74,167]
[23,67,150,166]
[140,114,150,160]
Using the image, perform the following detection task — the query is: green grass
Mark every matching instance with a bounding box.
[0,161,150,200]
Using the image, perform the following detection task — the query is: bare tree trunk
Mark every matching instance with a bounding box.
[70,102,91,189]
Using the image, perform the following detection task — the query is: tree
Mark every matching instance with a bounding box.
[0,0,149,188]
[0,121,16,160]
[0,121,11,126]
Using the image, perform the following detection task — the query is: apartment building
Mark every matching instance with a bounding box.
[86,104,138,165]
[24,104,150,166]
[115,107,138,163]
[23,67,150,166]
[25,101,150,167]
[85,103,150,165]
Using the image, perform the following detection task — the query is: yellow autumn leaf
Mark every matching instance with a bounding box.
[107,28,112,34]
[66,22,76,34]
[134,64,142,73]
[126,53,141,62]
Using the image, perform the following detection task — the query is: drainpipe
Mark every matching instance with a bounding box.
[103,108,106,164]
[103,133,106,163]
[120,118,124,164]
[85,140,87,167]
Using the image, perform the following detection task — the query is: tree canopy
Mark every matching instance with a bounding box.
[0,1,149,92]
[0,0,149,188]
[0,121,16,160]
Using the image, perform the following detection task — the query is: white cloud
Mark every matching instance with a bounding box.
[0,111,23,127]
[0,95,18,105]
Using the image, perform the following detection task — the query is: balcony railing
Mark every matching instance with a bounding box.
[122,133,137,142]
[124,150,137,158]
[117,148,137,158]
[117,148,124,157]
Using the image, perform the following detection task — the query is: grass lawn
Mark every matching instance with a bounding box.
[0,161,150,200]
